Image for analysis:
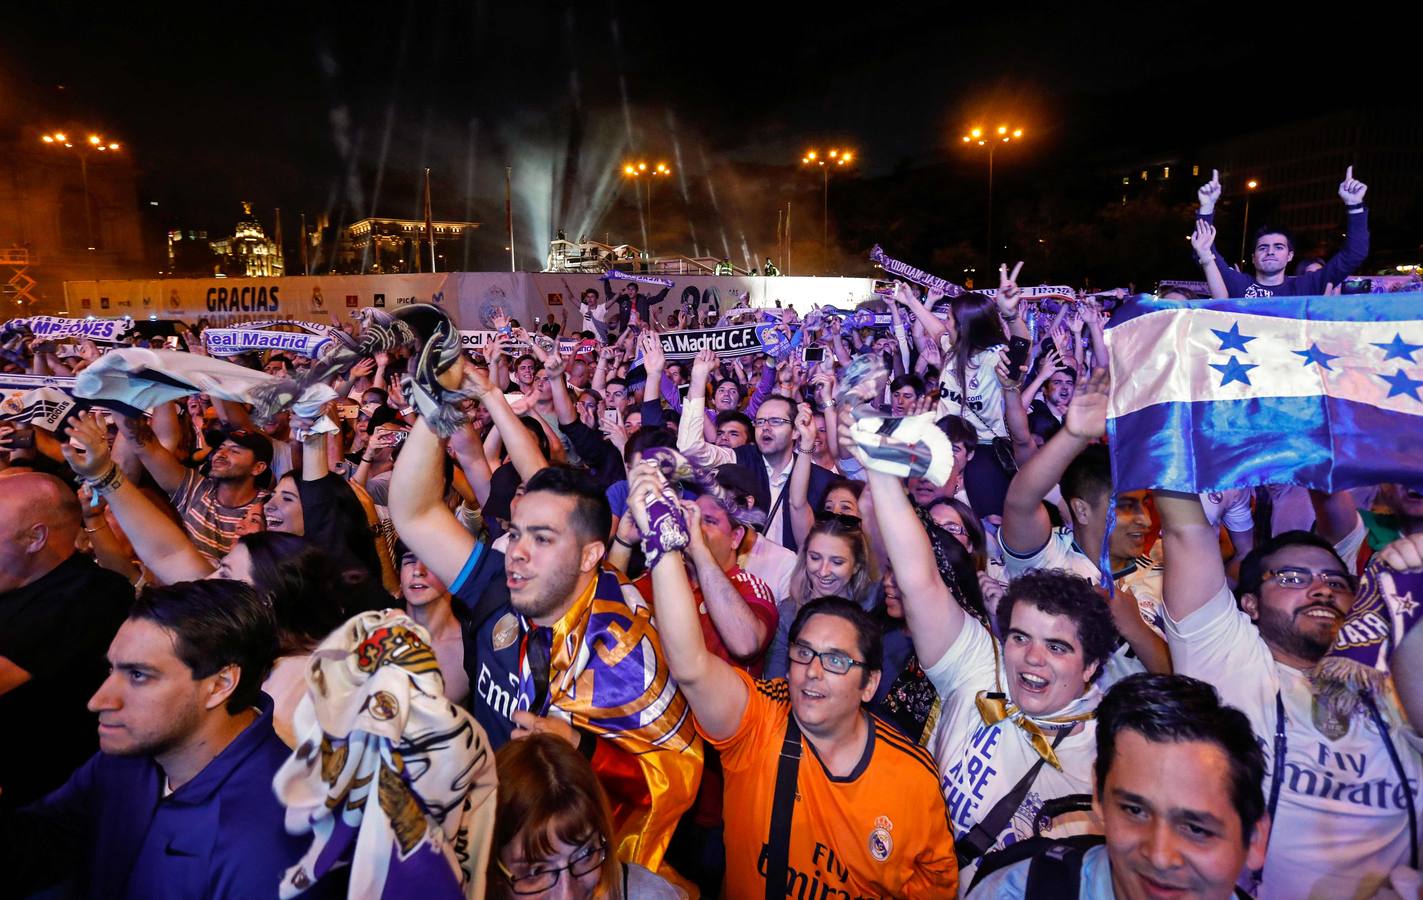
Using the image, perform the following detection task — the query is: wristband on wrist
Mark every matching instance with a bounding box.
[85,464,125,496]
[613,534,636,549]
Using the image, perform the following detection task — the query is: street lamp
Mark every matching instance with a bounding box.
[800,147,855,273]
[961,123,1024,265]
[40,129,122,251]
[1240,179,1260,263]
[620,161,671,255]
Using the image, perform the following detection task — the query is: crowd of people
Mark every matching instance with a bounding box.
[1,166,1421,900]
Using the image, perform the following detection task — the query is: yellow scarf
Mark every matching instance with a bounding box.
[975,640,1095,770]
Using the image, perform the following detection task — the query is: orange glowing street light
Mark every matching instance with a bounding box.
[801,146,857,270]
[619,159,673,253]
[40,129,122,251]
[960,123,1025,263]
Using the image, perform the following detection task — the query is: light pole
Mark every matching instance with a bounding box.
[1239,179,1259,263]
[961,124,1023,265]
[800,148,854,273]
[621,161,671,255]
[41,131,121,251]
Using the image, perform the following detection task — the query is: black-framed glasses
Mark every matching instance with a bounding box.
[814,510,863,529]
[497,839,607,894]
[1262,567,1356,594]
[754,416,792,428]
[788,641,866,676]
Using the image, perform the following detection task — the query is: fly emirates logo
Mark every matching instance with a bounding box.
[1283,740,1417,811]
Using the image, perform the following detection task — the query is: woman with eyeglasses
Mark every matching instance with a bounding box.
[490,733,684,899]
[763,517,876,679]
[926,495,1010,618]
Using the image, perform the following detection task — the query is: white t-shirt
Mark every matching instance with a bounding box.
[1201,488,1254,533]
[937,346,1008,442]
[1165,582,1423,900]
[998,526,1165,690]
[924,616,1101,894]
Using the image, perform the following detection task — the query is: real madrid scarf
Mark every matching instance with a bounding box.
[273,611,498,899]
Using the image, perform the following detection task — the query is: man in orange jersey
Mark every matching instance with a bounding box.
[626,461,958,898]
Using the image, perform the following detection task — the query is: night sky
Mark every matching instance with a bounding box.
[2,2,1414,272]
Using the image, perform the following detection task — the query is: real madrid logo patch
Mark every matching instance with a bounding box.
[868,815,894,862]
[492,612,520,651]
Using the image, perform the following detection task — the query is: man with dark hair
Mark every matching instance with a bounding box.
[971,673,1268,899]
[0,473,134,811]
[118,416,272,559]
[890,373,927,416]
[679,352,834,550]
[999,369,1169,677]
[1157,492,1423,898]
[389,377,701,874]
[1195,167,1369,298]
[631,460,957,897]
[0,580,325,898]
[865,463,1123,886]
[713,410,752,448]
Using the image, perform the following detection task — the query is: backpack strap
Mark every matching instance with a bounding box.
[1024,840,1090,900]
[955,727,1071,868]
[763,715,803,900]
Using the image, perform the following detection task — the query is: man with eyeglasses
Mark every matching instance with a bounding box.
[627,461,958,897]
[1156,492,1423,899]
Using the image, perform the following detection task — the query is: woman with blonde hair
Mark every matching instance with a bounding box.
[762,516,876,679]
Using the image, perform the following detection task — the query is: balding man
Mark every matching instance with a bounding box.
[0,473,133,811]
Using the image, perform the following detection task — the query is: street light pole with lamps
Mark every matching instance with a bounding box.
[621,161,671,255]
[961,124,1023,265]
[1239,178,1259,263]
[41,131,121,251]
[801,148,854,273]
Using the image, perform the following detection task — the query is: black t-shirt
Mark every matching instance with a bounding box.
[450,542,524,747]
[0,554,133,810]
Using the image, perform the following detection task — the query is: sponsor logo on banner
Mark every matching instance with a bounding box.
[0,375,78,428]
[311,287,324,308]
[100,298,109,309]
[547,292,564,307]
[81,298,91,309]
[397,296,415,306]
[374,293,386,307]
[345,294,358,308]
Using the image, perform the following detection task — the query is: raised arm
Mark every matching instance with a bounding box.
[1189,219,1230,300]
[995,262,1030,342]
[677,348,734,467]
[891,282,948,344]
[626,463,747,740]
[681,501,772,661]
[480,372,549,482]
[1000,367,1109,555]
[388,416,478,589]
[62,413,215,584]
[994,351,1037,467]
[787,405,818,549]
[1156,490,1226,621]
[115,412,191,496]
[865,467,962,665]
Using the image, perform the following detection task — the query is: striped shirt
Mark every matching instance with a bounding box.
[170,468,268,559]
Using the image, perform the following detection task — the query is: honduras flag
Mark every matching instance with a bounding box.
[1105,294,1423,493]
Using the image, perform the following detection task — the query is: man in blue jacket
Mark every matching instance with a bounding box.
[1195,166,1369,297]
[1,580,332,899]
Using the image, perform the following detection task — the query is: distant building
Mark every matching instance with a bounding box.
[209,202,284,277]
[334,216,479,274]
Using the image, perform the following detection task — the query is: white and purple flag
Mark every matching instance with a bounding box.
[1106,293,1423,493]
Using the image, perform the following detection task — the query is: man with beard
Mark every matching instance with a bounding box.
[1156,491,1423,899]
[118,416,271,559]
[387,373,701,874]
[1195,167,1369,298]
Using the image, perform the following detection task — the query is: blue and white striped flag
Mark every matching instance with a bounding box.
[1105,293,1423,493]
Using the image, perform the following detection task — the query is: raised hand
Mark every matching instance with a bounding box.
[1067,306,1085,335]
[349,357,376,380]
[491,307,511,332]
[793,403,816,451]
[1198,168,1221,214]
[462,365,495,400]
[1190,218,1217,262]
[640,331,666,374]
[1079,300,1106,333]
[996,261,1025,320]
[1064,367,1110,441]
[690,346,717,384]
[1339,165,1368,205]
[61,412,114,479]
[529,339,566,379]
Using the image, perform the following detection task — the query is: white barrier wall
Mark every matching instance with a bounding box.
[61,273,882,331]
